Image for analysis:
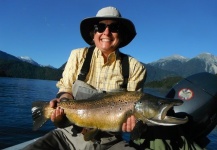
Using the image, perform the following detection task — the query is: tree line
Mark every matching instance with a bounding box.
[1,59,216,88]
[0,59,62,81]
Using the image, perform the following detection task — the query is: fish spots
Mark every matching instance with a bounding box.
[118,99,124,102]
[110,102,115,109]
[117,99,129,105]
[125,110,133,117]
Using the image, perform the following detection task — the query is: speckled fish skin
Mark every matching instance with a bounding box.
[32,91,188,132]
[59,91,142,132]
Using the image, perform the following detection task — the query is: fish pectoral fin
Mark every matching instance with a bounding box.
[131,120,147,141]
[83,128,99,141]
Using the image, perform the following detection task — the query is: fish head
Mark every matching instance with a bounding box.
[134,93,188,126]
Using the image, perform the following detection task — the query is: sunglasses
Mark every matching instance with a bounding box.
[94,23,119,33]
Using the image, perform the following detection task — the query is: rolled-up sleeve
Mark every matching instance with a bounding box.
[127,57,146,91]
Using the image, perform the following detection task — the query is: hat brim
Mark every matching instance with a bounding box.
[80,17,136,48]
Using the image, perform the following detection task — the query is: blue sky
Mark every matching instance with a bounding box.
[0,0,216,68]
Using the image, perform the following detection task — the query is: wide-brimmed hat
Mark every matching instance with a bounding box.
[80,6,136,48]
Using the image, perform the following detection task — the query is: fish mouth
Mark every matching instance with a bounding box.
[147,116,189,126]
[147,102,188,126]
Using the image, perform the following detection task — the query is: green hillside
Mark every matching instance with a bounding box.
[0,59,62,81]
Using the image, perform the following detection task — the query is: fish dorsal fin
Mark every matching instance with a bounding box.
[83,128,99,141]
[84,89,126,101]
[84,92,107,101]
[76,88,128,101]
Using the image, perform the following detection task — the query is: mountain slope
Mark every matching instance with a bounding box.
[0,51,62,80]
[0,50,21,61]
[17,56,40,66]
[144,64,179,82]
[1,50,216,81]
[0,59,62,80]
[149,53,217,77]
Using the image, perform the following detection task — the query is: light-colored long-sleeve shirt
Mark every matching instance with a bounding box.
[57,47,146,93]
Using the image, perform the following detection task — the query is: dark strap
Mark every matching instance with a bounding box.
[78,47,129,89]
[120,52,129,89]
[77,46,95,81]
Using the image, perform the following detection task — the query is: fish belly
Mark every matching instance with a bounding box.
[64,102,135,132]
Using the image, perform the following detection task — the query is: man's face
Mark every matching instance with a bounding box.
[93,20,121,54]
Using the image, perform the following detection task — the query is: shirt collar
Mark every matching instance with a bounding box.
[94,47,120,63]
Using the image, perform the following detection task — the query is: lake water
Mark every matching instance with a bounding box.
[0,77,216,149]
[0,77,57,149]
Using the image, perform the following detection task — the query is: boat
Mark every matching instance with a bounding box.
[3,72,217,149]
[3,138,39,150]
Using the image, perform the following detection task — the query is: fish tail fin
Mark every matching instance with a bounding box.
[32,101,50,131]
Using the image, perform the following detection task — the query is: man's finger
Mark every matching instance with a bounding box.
[130,115,136,130]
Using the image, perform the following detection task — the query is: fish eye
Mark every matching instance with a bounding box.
[158,101,164,105]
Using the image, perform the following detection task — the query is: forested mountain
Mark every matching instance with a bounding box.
[0,50,62,80]
[0,59,62,80]
[149,53,217,77]
[1,50,216,82]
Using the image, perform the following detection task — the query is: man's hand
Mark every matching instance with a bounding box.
[50,98,65,123]
[122,115,136,132]
[50,93,73,124]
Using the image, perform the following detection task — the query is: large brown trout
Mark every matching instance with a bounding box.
[32,91,188,140]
